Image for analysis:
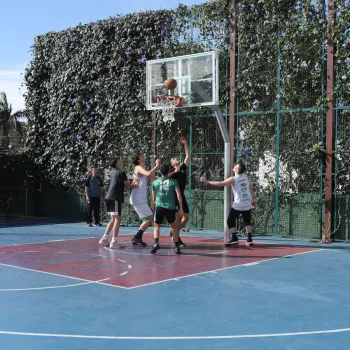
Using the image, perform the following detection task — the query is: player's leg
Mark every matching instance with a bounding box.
[94,197,101,226]
[109,214,121,248]
[242,210,253,246]
[169,196,188,247]
[177,196,189,246]
[225,208,240,246]
[99,216,114,246]
[86,198,93,227]
[167,209,181,254]
[150,207,162,254]
[132,204,153,247]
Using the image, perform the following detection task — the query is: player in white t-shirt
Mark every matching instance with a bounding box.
[200,162,256,246]
[130,153,160,247]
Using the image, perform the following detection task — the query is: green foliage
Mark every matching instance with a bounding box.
[24,2,230,187]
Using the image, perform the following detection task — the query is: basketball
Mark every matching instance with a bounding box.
[165,78,177,90]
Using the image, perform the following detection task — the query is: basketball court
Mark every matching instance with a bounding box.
[0,220,349,350]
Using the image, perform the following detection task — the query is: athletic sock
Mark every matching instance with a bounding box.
[175,241,180,247]
[154,238,159,244]
[136,230,144,236]
[112,237,118,242]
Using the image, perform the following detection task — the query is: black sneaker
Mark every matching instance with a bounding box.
[150,242,160,254]
[225,237,239,246]
[178,238,186,247]
[174,245,181,254]
[246,238,253,246]
[132,235,147,247]
[87,223,93,227]
[97,223,103,227]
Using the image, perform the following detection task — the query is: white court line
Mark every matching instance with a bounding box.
[56,252,73,254]
[0,263,128,289]
[22,251,40,253]
[0,278,110,292]
[119,271,128,276]
[91,254,108,258]
[209,250,228,255]
[0,327,349,339]
[117,259,126,263]
[125,249,324,289]
[244,262,260,266]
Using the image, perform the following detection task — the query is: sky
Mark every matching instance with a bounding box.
[0,0,205,112]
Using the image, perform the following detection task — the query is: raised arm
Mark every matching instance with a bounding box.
[136,159,160,177]
[200,176,235,188]
[180,137,190,167]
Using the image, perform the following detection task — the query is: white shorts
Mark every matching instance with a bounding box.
[132,204,153,220]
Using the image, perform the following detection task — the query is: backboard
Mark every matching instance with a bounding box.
[146,51,219,110]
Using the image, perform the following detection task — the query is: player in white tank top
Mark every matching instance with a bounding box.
[130,154,160,247]
[200,162,255,246]
[130,173,148,205]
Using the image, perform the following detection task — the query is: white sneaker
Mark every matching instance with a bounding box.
[109,239,118,249]
[99,236,109,245]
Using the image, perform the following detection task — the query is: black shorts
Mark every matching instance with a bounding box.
[227,208,251,228]
[105,199,122,215]
[154,207,176,225]
[175,194,189,214]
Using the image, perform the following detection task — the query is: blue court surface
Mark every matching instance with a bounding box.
[0,220,349,350]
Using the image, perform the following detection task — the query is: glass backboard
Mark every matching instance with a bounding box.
[146,51,219,110]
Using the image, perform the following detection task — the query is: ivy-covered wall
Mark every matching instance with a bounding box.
[23,0,350,239]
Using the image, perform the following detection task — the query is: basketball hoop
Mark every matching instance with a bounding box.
[155,95,183,123]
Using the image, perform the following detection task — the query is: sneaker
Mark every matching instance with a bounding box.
[87,223,93,227]
[98,223,103,227]
[246,238,253,246]
[178,238,186,247]
[150,242,160,254]
[109,239,118,249]
[132,235,147,247]
[174,245,181,254]
[99,236,109,246]
[225,237,239,246]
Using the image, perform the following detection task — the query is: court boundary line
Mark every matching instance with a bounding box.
[0,278,110,292]
[0,326,349,339]
[122,248,323,289]
[0,263,128,289]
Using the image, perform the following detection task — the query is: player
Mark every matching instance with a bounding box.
[150,163,183,254]
[99,157,139,249]
[200,162,256,246]
[169,136,190,247]
[130,153,160,247]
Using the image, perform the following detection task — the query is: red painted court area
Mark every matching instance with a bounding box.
[0,234,318,288]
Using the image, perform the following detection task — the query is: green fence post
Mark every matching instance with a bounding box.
[274,24,282,237]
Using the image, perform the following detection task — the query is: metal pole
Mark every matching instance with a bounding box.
[212,105,231,241]
[323,0,335,243]
[25,187,28,217]
[229,3,237,168]
[274,24,282,236]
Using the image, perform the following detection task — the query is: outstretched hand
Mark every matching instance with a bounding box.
[180,137,187,144]
[200,176,208,184]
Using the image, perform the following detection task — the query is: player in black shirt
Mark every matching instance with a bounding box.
[169,137,190,247]
[99,157,139,249]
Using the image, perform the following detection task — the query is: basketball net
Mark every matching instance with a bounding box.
[156,95,182,123]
